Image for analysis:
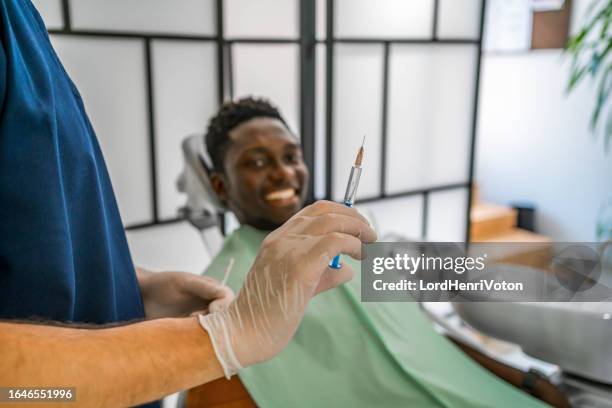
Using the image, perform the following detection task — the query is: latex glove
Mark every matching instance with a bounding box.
[136,268,234,319]
[199,200,377,378]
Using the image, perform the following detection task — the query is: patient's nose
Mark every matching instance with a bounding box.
[269,161,295,184]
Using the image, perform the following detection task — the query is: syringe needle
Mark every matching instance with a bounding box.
[355,135,365,167]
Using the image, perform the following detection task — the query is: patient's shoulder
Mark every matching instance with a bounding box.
[202,225,267,290]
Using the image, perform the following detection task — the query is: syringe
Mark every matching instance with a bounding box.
[329,137,365,269]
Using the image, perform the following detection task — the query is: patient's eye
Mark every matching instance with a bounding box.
[284,150,302,165]
[245,157,267,169]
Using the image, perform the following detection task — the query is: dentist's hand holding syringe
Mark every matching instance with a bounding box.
[200,200,377,378]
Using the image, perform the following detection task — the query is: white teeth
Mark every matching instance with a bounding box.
[265,188,296,201]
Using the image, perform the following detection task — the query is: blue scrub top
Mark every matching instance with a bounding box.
[0,2,161,406]
[0,2,146,326]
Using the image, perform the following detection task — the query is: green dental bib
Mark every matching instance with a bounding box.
[204,225,546,408]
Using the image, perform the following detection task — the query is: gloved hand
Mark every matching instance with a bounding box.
[136,268,234,319]
[199,200,377,378]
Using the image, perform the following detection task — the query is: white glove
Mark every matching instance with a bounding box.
[199,200,377,378]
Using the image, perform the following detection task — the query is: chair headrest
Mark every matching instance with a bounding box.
[177,134,226,213]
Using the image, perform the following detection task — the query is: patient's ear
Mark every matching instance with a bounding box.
[210,172,228,204]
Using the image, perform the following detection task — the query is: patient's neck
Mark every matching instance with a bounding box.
[242,219,280,233]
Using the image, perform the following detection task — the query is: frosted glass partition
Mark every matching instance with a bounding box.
[385,44,477,194]
[31,0,63,29]
[152,41,218,220]
[333,44,383,201]
[224,0,298,38]
[437,0,482,39]
[51,36,152,225]
[45,0,483,235]
[232,44,300,135]
[335,0,434,39]
[358,195,423,240]
[70,0,216,35]
[314,44,326,199]
[316,0,326,40]
[426,188,468,241]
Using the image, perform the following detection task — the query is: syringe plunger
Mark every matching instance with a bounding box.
[343,166,362,205]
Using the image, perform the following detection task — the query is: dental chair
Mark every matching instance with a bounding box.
[443,256,612,408]
[177,134,226,262]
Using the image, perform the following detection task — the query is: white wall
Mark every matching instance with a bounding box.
[476,1,612,241]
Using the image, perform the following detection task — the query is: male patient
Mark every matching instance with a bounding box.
[188,97,565,408]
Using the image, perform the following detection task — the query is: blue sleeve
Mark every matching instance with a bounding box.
[0,40,5,115]
[0,0,145,325]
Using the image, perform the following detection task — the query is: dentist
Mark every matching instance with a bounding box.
[0,1,376,407]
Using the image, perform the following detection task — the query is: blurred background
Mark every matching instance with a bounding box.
[29,0,611,272]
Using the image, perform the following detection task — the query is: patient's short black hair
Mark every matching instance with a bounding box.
[205,97,289,173]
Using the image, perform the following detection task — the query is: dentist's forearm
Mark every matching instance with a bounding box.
[0,317,224,407]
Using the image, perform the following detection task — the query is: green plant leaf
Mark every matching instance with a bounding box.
[591,67,611,129]
[605,109,612,153]
[590,41,612,79]
[600,7,612,39]
[565,0,612,154]
[566,28,588,52]
[568,63,589,92]
[586,0,605,20]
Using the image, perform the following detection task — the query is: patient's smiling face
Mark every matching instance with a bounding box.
[212,117,309,230]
